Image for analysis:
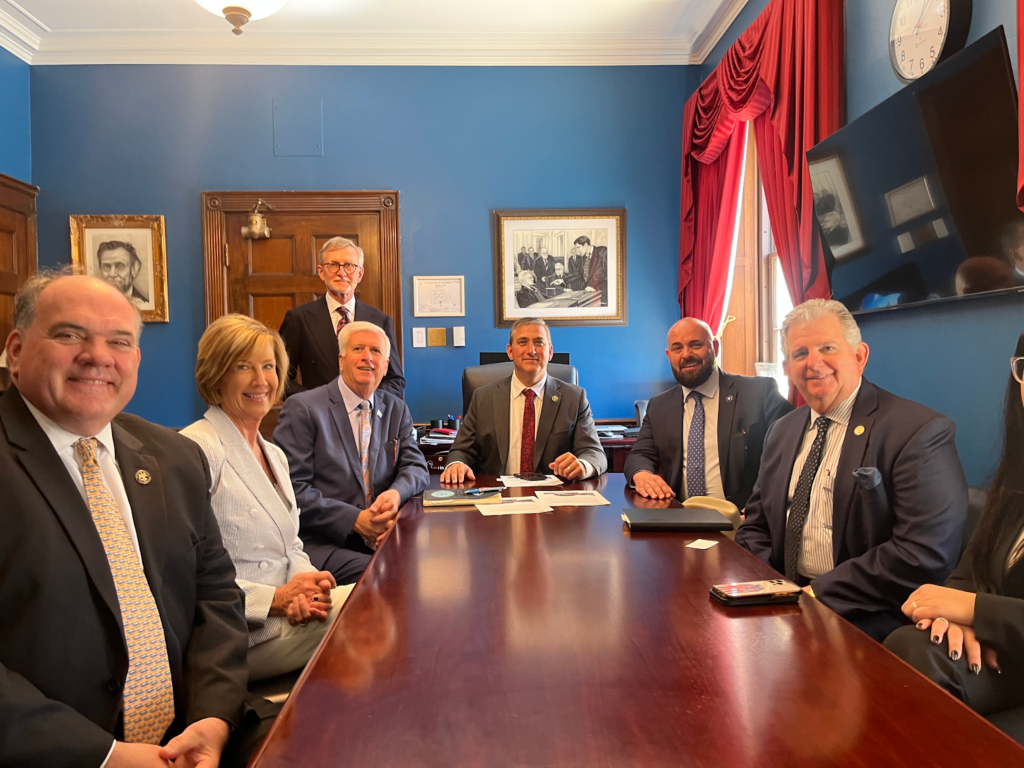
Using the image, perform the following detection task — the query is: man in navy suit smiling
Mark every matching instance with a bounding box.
[274,321,429,584]
[736,299,967,641]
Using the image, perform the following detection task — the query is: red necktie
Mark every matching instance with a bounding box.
[335,307,350,336]
[520,389,537,472]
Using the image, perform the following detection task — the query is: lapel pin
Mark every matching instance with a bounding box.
[726,395,734,402]
[135,469,152,485]
[854,425,865,436]
[551,395,559,402]
[377,409,383,418]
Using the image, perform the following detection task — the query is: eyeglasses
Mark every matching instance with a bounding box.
[1012,356,1024,384]
[320,262,361,275]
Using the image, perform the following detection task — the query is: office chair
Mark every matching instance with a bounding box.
[461,362,579,416]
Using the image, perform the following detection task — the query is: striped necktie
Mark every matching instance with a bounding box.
[358,401,373,507]
[336,306,351,336]
[784,416,832,581]
[74,438,175,744]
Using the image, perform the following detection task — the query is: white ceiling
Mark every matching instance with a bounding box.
[0,0,748,65]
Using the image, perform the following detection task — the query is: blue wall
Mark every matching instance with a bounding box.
[703,0,1024,485]
[0,47,30,183]
[30,65,701,428]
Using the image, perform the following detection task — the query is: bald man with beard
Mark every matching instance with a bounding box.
[624,318,793,510]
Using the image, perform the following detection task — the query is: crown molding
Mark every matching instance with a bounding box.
[0,0,748,67]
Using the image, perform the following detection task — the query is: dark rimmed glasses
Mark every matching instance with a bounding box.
[1012,356,1024,384]
[319,261,361,275]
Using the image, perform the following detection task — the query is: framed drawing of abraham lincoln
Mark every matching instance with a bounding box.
[70,214,169,322]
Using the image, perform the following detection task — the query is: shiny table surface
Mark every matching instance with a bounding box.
[252,475,1024,767]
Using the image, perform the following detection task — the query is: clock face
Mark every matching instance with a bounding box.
[889,0,949,81]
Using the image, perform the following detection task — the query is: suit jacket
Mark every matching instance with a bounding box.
[544,273,569,297]
[623,370,793,510]
[583,247,608,300]
[272,379,430,571]
[516,285,545,308]
[445,376,608,476]
[181,406,317,647]
[735,379,967,641]
[279,296,405,399]
[0,388,249,768]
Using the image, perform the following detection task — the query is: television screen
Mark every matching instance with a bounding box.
[807,28,1024,314]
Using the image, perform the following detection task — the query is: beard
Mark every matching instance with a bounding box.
[104,274,133,295]
[672,355,715,389]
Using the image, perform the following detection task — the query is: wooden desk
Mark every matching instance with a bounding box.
[252,475,1024,767]
[418,435,638,474]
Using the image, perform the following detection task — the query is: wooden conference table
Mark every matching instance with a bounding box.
[251,475,1024,767]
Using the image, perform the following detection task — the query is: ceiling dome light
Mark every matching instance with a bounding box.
[195,0,290,35]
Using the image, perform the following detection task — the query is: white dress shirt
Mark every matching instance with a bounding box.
[786,381,862,579]
[23,400,142,767]
[326,291,356,349]
[339,377,375,449]
[505,373,595,478]
[680,367,726,500]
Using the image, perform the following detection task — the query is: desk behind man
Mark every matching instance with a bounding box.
[624,318,792,510]
[736,299,967,641]
[279,236,405,399]
[441,318,607,484]
[0,272,254,767]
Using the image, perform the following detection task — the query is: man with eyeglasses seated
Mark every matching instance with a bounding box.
[279,236,405,399]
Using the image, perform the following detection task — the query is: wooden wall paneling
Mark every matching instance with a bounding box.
[0,173,39,392]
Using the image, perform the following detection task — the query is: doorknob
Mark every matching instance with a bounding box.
[242,198,273,240]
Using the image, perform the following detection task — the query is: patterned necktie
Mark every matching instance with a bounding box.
[784,416,832,581]
[73,438,174,744]
[335,306,351,336]
[685,391,707,498]
[358,401,373,507]
[520,389,537,473]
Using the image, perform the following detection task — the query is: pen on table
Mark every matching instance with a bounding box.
[465,487,503,495]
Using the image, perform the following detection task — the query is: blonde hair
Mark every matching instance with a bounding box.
[338,320,391,360]
[195,314,289,405]
[781,299,862,357]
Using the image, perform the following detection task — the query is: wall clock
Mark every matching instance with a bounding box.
[889,0,973,83]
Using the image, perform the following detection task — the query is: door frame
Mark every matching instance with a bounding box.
[201,190,403,359]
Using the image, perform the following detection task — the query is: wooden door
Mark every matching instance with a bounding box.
[0,173,39,391]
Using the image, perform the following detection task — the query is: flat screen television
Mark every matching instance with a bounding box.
[807,27,1024,314]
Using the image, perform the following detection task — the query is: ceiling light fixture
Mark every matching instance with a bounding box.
[196,0,290,35]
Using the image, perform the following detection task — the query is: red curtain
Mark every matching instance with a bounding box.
[679,120,748,335]
[678,0,844,316]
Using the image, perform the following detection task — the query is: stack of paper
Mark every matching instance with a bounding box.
[478,497,553,515]
[533,490,610,506]
[498,475,564,488]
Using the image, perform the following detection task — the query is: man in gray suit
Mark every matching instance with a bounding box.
[274,321,430,584]
[441,318,607,483]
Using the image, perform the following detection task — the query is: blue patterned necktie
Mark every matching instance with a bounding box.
[785,416,832,581]
[358,401,373,507]
[685,391,707,498]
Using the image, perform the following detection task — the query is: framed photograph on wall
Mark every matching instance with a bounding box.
[413,275,465,317]
[70,214,169,323]
[807,156,866,262]
[493,208,626,327]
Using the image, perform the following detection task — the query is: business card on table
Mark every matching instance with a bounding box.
[686,539,719,550]
[498,475,564,488]
[533,490,610,506]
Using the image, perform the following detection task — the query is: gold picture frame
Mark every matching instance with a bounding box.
[70,214,169,323]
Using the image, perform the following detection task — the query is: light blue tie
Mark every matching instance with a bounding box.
[685,391,707,498]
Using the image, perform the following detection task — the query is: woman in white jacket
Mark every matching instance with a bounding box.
[183,314,352,680]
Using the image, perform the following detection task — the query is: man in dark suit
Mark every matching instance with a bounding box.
[574,235,608,304]
[515,269,545,308]
[517,246,533,273]
[533,248,555,286]
[279,236,405,399]
[274,321,429,585]
[624,318,792,510]
[1,273,256,767]
[736,299,967,641]
[441,318,607,483]
[543,261,571,297]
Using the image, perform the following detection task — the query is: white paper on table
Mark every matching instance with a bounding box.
[498,475,564,488]
[478,497,554,515]
[686,539,718,550]
[533,490,610,506]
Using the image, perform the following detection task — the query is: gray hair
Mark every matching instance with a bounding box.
[338,320,390,360]
[318,236,365,267]
[14,266,143,337]
[780,298,860,357]
[508,317,551,346]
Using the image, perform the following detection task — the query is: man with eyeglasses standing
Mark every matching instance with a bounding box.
[279,237,406,398]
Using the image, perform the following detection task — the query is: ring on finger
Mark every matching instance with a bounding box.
[913,601,918,609]
[934,617,950,628]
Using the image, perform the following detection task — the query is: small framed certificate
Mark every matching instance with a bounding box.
[413,275,465,317]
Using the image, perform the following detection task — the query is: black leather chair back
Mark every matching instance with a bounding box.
[461,362,579,416]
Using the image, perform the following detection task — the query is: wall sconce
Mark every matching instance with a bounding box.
[242,199,273,240]
[195,1,290,36]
